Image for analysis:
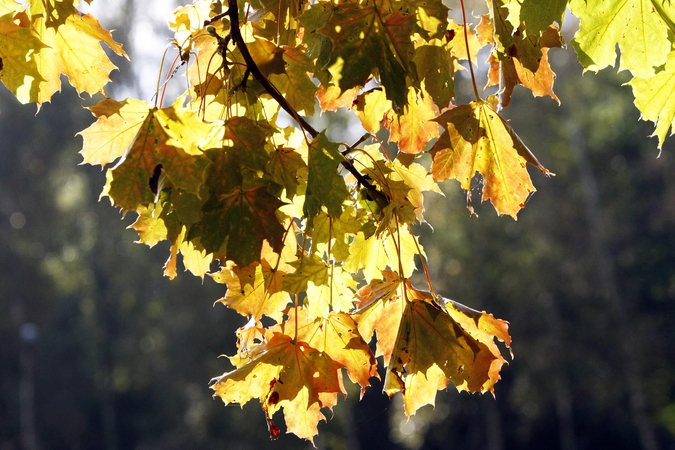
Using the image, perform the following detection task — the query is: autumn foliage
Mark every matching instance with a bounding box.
[2,0,674,443]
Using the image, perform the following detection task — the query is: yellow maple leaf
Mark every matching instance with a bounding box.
[211,259,292,323]
[353,270,404,365]
[29,2,127,105]
[431,100,552,218]
[0,11,46,104]
[279,308,379,397]
[353,88,392,134]
[78,98,151,167]
[389,84,440,154]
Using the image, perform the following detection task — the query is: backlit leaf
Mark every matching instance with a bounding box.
[629,51,675,149]
[79,98,152,167]
[303,132,349,226]
[570,0,673,77]
[384,282,511,416]
[211,332,344,442]
[211,257,291,322]
[318,1,415,110]
[389,84,440,154]
[0,12,45,104]
[431,101,552,218]
[504,0,567,37]
[201,185,286,267]
[30,2,127,105]
[104,102,212,211]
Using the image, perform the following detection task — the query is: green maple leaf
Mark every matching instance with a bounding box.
[318,2,415,110]
[269,45,318,115]
[303,132,349,226]
[570,0,673,78]
[483,3,562,109]
[266,145,306,199]
[630,51,675,149]
[504,0,567,37]
[201,185,286,267]
[413,42,455,109]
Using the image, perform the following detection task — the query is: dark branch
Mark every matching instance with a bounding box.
[224,0,388,208]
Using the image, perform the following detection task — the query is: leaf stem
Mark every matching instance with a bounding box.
[154,44,172,108]
[408,224,435,296]
[293,293,299,344]
[459,0,481,102]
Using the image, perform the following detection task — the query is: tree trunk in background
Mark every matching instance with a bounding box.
[19,334,38,450]
[567,119,658,450]
[482,395,503,450]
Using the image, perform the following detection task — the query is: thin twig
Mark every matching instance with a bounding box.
[459,0,481,102]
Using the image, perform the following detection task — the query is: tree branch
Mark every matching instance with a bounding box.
[224,0,389,208]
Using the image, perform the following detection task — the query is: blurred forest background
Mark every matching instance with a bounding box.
[2,2,675,449]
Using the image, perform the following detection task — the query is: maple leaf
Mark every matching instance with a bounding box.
[385,156,443,224]
[430,100,552,218]
[353,88,392,134]
[268,45,318,115]
[130,202,169,248]
[267,145,306,199]
[201,185,287,267]
[211,332,344,442]
[570,0,673,78]
[279,308,379,396]
[413,40,456,110]
[99,100,213,212]
[0,12,46,104]
[303,132,349,226]
[169,0,214,47]
[389,84,441,154]
[504,0,567,37]
[317,1,415,110]
[316,84,358,111]
[482,2,562,109]
[446,19,482,63]
[29,1,128,105]
[353,270,404,365]
[78,98,152,167]
[307,205,364,263]
[344,225,421,280]
[383,281,511,416]
[211,260,291,323]
[629,51,675,149]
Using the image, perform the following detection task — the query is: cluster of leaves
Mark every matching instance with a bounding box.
[2,0,675,443]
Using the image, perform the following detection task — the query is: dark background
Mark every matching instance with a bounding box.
[2,5,675,450]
